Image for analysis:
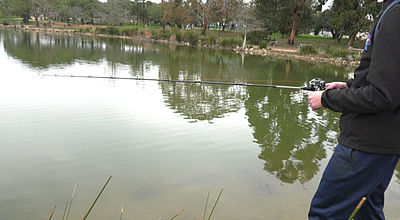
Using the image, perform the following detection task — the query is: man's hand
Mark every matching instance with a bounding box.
[308,91,324,111]
[325,82,347,90]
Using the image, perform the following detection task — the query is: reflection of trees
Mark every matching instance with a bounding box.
[2,30,349,126]
[158,47,247,122]
[396,163,400,184]
[244,84,340,184]
[160,83,246,121]
[2,31,103,68]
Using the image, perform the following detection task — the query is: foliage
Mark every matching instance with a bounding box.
[120,27,139,36]
[171,27,183,42]
[183,30,200,45]
[219,37,242,48]
[300,45,317,55]
[328,0,382,43]
[325,46,353,58]
[151,29,172,40]
[259,40,268,49]
[247,30,270,45]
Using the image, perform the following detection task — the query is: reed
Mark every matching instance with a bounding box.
[170,208,184,220]
[202,188,211,220]
[347,197,366,220]
[47,205,56,220]
[61,197,70,220]
[82,174,113,220]
[207,187,224,220]
[120,202,124,220]
[66,184,77,220]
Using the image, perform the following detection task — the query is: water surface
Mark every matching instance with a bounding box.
[0,30,399,220]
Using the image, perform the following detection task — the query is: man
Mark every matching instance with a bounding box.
[308,0,400,219]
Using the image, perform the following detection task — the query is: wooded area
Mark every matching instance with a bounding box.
[0,0,383,46]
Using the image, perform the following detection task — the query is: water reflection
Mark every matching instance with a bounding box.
[0,30,349,184]
[245,87,340,184]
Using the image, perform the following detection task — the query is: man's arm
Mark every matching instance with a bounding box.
[321,7,400,113]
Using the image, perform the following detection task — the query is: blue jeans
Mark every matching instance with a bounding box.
[309,144,399,220]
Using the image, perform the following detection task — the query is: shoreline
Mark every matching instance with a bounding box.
[0,24,360,68]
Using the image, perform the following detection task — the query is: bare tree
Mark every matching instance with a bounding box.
[235,2,263,50]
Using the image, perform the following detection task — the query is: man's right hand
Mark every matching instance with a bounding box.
[325,82,348,90]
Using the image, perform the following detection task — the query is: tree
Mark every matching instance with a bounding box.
[147,2,162,25]
[100,0,130,26]
[236,2,265,49]
[5,0,33,23]
[329,0,382,45]
[215,0,240,31]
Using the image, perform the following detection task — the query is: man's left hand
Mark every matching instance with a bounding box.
[308,91,324,111]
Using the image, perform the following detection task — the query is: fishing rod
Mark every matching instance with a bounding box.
[39,74,326,91]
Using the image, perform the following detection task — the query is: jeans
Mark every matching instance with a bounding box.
[309,144,399,220]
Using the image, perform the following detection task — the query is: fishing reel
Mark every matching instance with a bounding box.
[301,78,326,91]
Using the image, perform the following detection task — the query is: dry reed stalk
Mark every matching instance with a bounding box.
[347,197,367,220]
[170,208,184,220]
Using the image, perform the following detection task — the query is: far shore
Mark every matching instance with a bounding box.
[0,23,361,68]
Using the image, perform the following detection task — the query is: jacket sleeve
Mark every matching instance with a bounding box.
[321,7,400,113]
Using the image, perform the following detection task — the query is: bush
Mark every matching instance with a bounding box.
[219,37,243,48]
[159,29,172,40]
[151,29,160,39]
[259,40,268,49]
[247,30,270,44]
[1,19,9,26]
[94,27,119,35]
[171,27,183,42]
[183,30,200,45]
[105,27,119,35]
[300,45,317,55]
[120,27,139,37]
[206,34,217,45]
[325,46,352,58]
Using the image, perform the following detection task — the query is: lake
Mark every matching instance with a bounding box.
[0,29,399,220]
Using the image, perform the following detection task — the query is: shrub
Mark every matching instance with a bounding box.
[325,46,352,58]
[105,27,119,35]
[183,30,200,45]
[120,27,139,36]
[171,27,183,42]
[300,45,317,55]
[151,29,160,39]
[159,29,172,40]
[94,27,119,35]
[259,40,268,49]
[1,19,9,26]
[206,34,217,45]
[219,37,243,48]
[247,30,270,44]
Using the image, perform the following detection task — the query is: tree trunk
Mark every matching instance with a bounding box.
[347,33,357,47]
[35,15,39,27]
[241,28,247,50]
[330,30,336,39]
[23,15,30,24]
[337,34,342,44]
[201,18,207,36]
[288,10,299,45]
